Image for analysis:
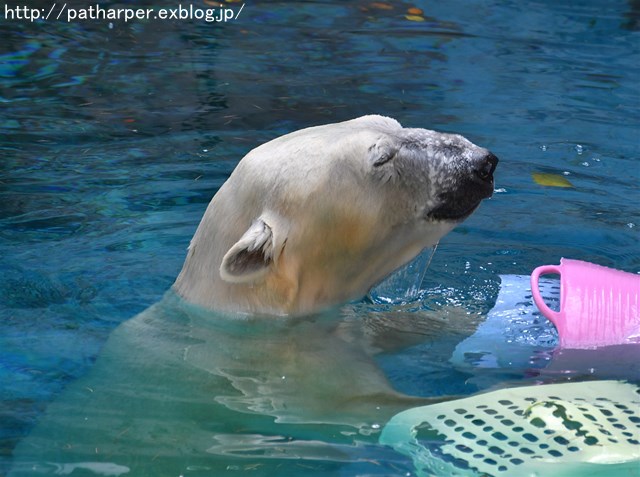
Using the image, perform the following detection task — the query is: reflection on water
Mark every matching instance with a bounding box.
[2,0,639,475]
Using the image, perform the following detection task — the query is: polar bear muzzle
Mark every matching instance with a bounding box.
[426,152,498,221]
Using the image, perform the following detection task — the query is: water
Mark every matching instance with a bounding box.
[1,0,639,475]
[369,244,439,305]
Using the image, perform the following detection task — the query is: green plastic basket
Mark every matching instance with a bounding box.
[380,381,640,477]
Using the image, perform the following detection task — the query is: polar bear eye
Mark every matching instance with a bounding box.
[372,151,395,168]
[368,136,399,168]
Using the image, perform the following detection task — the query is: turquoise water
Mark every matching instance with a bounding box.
[1,0,639,475]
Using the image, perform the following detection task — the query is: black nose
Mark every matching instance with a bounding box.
[475,153,499,182]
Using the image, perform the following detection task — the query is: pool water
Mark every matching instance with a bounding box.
[1,0,638,475]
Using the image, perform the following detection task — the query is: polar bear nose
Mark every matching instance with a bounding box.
[474,153,499,183]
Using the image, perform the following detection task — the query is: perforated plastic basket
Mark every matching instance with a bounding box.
[380,381,640,477]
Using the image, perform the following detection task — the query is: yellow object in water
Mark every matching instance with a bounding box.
[405,14,426,21]
[532,172,574,188]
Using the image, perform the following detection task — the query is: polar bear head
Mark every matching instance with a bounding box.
[174,116,497,316]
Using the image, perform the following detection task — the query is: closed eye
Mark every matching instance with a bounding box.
[372,152,395,168]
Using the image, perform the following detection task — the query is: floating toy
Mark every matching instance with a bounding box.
[531,258,640,349]
[450,274,559,372]
[380,380,640,477]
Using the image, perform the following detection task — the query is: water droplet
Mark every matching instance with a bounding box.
[108,22,113,29]
[575,144,583,154]
[627,223,635,228]
[581,161,589,167]
[540,145,547,151]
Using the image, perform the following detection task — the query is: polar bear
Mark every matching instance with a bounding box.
[9,116,498,476]
[174,115,497,316]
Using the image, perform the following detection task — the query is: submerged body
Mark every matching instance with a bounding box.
[8,294,476,476]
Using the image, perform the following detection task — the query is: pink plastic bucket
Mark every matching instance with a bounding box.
[531,258,640,349]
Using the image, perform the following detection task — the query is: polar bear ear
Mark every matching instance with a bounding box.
[220,219,275,284]
[368,136,399,167]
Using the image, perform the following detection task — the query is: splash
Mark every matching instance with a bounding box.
[368,243,438,305]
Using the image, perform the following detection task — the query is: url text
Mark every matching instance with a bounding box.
[4,3,244,23]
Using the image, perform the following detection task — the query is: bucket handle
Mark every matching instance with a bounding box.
[530,265,562,326]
